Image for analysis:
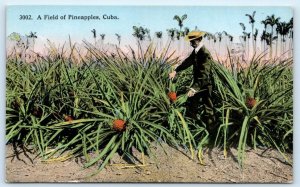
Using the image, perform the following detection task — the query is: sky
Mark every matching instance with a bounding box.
[6,6,293,47]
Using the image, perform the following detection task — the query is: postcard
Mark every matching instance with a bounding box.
[5,5,293,183]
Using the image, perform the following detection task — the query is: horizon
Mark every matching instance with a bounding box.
[6,5,293,60]
[7,6,293,44]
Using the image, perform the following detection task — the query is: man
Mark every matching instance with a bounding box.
[169,30,215,126]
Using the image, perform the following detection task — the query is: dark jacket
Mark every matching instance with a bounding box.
[175,46,214,92]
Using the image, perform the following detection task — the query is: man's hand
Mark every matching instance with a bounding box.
[187,88,197,97]
[169,71,176,80]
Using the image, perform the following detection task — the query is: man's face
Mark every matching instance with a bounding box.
[190,38,202,48]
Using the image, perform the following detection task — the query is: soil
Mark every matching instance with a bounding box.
[5,144,293,183]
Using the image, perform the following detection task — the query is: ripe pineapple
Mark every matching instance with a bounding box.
[113,119,126,132]
[64,114,74,122]
[246,97,257,109]
[168,92,177,102]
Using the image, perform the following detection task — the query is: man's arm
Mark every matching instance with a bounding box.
[169,52,194,80]
[175,54,193,72]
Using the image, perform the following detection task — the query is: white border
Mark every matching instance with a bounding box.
[1,0,298,187]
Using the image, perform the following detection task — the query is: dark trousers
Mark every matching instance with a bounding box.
[186,86,216,131]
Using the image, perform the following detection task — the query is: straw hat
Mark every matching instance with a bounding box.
[184,31,206,41]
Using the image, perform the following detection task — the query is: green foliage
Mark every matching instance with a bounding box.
[6,43,293,172]
[212,53,293,166]
[8,32,21,42]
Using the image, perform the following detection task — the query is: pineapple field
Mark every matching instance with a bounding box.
[6,40,293,182]
[5,7,293,182]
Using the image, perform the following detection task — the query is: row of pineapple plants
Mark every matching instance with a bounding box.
[6,42,292,174]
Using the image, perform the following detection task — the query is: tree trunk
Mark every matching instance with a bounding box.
[289,33,293,58]
[281,35,284,58]
[32,38,35,52]
[275,37,278,59]
[252,24,255,55]
[269,26,273,59]
[247,39,250,60]
[218,41,221,56]
[101,40,104,50]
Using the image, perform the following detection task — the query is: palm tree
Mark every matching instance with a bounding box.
[173,14,187,32]
[133,26,151,54]
[91,29,97,45]
[212,35,217,50]
[261,19,269,53]
[176,30,184,41]
[260,30,267,53]
[239,23,248,57]
[265,14,281,31]
[132,26,141,41]
[27,31,37,52]
[228,34,234,49]
[261,20,268,30]
[288,17,293,38]
[239,23,246,32]
[155,31,163,50]
[99,34,105,48]
[245,11,256,54]
[214,32,222,52]
[220,31,234,55]
[173,14,187,54]
[265,14,281,58]
[243,31,251,58]
[155,31,162,39]
[222,31,228,46]
[115,33,121,47]
[100,34,105,40]
[276,22,287,56]
[265,32,278,54]
[222,31,232,54]
[145,29,151,42]
[167,28,176,41]
[204,32,213,49]
[288,17,293,57]
[253,29,258,54]
[183,27,190,36]
[100,34,105,41]
[132,26,150,42]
